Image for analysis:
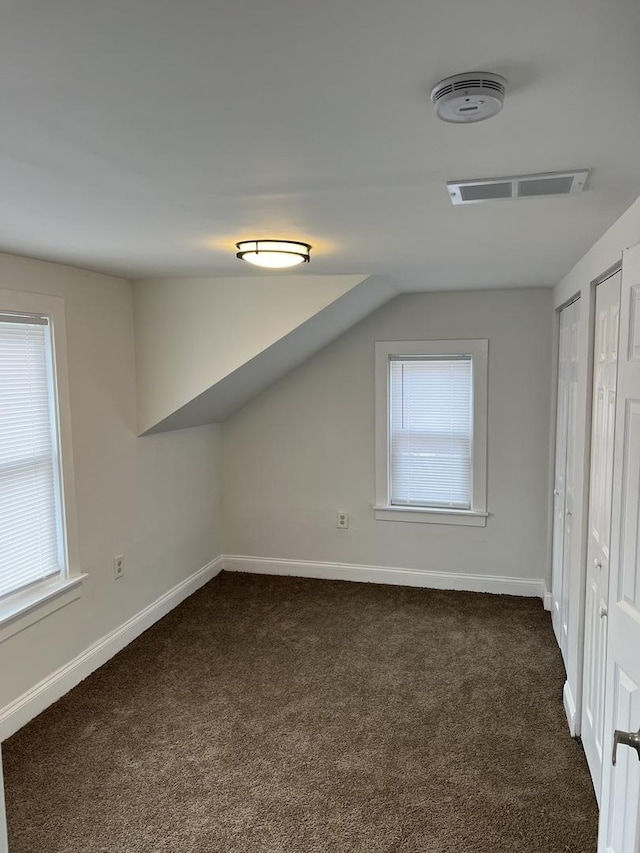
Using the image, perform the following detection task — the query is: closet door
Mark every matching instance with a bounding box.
[552,298,580,663]
[597,244,640,853]
[582,271,621,803]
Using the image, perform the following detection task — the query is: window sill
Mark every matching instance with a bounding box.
[374,506,488,527]
[0,574,87,643]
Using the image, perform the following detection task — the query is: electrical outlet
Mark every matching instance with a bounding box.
[113,554,125,579]
[336,511,350,529]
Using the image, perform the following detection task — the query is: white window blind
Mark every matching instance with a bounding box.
[0,313,64,599]
[389,356,473,509]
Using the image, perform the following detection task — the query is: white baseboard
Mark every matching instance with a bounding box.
[0,556,223,742]
[0,554,548,743]
[543,584,552,611]
[222,555,547,600]
[563,680,578,737]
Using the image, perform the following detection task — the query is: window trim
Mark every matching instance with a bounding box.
[0,289,83,642]
[374,339,489,526]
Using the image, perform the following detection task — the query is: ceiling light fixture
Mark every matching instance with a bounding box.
[236,239,311,269]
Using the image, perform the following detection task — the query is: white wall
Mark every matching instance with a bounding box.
[553,195,640,733]
[221,288,553,585]
[0,253,222,715]
[134,274,370,433]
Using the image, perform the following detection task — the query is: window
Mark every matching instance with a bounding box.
[375,339,488,526]
[0,290,82,641]
[0,312,63,597]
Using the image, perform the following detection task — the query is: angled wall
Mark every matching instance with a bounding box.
[221,287,553,586]
[134,274,396,434]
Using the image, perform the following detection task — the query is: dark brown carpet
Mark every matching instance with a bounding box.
[4,572,597,852]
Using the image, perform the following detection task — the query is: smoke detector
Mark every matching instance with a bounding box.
[431,72,507,123]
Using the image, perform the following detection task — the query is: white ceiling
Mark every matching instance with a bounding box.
[1,0,639,290]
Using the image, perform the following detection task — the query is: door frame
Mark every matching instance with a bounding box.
[550,260,622,737]
[575,262,623,739]
[580,269,622,801]
[550,289,586,735]
[551,295,580,660]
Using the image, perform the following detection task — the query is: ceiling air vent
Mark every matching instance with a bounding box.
[447,170,589,205]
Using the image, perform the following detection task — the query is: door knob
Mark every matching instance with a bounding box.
[612,728,640,765]
[594,559,603,570]
[554,489,560,496]
[566,510,572,517]
[599,604,607,619]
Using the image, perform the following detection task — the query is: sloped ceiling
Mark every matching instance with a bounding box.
[0,0,639,290]
[135,274,395,433]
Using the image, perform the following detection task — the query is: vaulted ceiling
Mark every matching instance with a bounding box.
[1,0,639,290]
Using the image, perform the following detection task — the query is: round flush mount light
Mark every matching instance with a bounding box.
[235,239,311,269]
[431,72,507,123]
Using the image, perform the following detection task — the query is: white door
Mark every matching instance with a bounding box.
[582,271,621,803]
[598,243,640,853]
[552,297,580,663]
